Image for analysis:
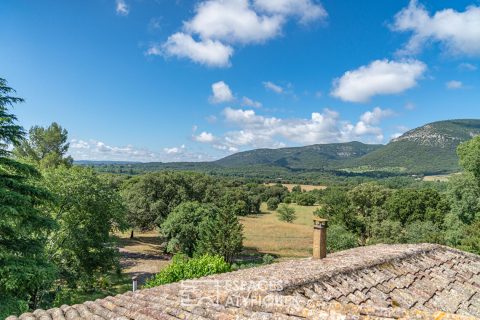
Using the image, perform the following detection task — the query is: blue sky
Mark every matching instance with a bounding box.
[1,0,479,162]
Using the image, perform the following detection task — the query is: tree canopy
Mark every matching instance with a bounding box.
[14,122,73,168]
[0,78,57,318]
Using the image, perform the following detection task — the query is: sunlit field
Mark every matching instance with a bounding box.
[266,183,327,192]
[239,203,320,259]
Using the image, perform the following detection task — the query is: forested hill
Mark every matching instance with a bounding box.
[81,119,480,178]
[350,119,480,174]
[214,141,383,169]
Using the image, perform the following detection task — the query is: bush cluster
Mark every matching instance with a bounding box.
[144,254,231,287]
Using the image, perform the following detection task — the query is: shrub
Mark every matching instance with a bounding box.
[404,221,444,244]
[291,185,302,193]
[368,219,404,245]
[262,254,275,265]
[144,254,231,288]
[296,192,317,206]
[277,204,296,223]
[266,197,280,210]
[326,224,358,253]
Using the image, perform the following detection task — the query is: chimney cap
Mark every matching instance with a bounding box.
[313,217,328,227]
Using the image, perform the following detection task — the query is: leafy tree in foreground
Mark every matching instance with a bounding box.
[121,172,219,237]
[161,201,217,257]
[385,188,447,225]
[0,78,56,317]
[43,166,126,288]
[197,207,243,263]
[14,122,73,169]
[446,173,480,225]
[277,204,296,223]
[348,183,391,245]
[326,224,358,253]
[458,136,480,182]
[443,139,480,254]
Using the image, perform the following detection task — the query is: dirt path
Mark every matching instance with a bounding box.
[116,231,171,284]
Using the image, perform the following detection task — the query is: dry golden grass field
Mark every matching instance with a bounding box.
[422,173,458,182]
[266,183,327,192]
[239,203,319,259]
[116,202,320,278]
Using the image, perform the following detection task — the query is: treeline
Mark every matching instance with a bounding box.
[83,160,415,186]
[313,139,480,254]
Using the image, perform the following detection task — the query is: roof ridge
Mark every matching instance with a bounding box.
[8,244,480,319]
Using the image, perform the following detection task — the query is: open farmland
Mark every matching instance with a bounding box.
[266,183,327,192]
[239,203,320,258]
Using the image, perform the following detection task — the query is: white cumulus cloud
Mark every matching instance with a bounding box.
[152,32,233,68]
[263,81,284,94]
[446,80,463,89]
[210,81,234,103]
[458,63,477,71]
[69,139,212,162]
[116,0,129,16]
[70,139,156,162]
[392,0,480,56]
[163,144,186,154]
[242,96,262,108]
[331,59,426,103]
[195,107,394,152]
[193,131,216,143]
[360,107,395,125]
[185,0,283,44]
[254,0,327,24]
[154,0,327,67]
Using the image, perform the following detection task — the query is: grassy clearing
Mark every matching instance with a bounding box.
[422,173,458,182]
[115,230,171,282]
[266,183,327,192]
[239,203,319,259]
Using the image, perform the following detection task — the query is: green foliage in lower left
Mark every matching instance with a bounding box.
[144,254,231,288]
[42,166,127,289]
[0,78,57,318]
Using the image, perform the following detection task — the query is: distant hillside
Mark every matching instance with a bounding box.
[82,119,480,179]
[349,119,480,174]
[214,142,383,170]
[75,160,142,165]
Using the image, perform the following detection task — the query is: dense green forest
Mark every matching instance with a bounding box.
[1,77,480,318]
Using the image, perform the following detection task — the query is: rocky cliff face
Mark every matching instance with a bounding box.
[392,120,480,148]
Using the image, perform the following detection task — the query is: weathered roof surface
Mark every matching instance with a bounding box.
[8,243,480,320]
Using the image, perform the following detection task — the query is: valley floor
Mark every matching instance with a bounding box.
[115,203,319,283]
[240,203,318,258]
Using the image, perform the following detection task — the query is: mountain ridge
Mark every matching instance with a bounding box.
[80,119,480,177]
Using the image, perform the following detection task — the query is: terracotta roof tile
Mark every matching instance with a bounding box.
[8,244,480,319]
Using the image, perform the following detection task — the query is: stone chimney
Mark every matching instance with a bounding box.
[313,218,328,259]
